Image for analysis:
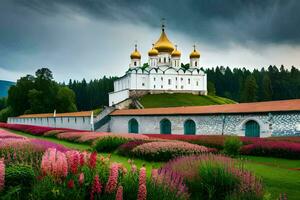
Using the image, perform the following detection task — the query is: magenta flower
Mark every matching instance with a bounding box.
[105,163,119,193]
[115,185,123,200]
[89,152,97,169]
[137,184,147,200]
[90,175,102,200]
[139,167,146,186]
[0,159,5,191]
[78,172,84,186]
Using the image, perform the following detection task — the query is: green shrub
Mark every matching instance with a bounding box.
[3,164,35,199]
[190,162,240,200]
[92,136,130,152]
[5,164,35,188]
[223,136,242,157]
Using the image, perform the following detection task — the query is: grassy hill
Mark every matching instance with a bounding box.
[0,80,15,97]
[139,93,236,108]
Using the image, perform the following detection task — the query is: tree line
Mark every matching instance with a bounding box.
[206,65,300,102]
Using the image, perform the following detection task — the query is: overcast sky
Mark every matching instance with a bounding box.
[1,0,300,82]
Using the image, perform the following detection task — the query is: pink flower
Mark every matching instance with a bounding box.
[66,151,80,174]
[67,179,75,189]
[105,163,119,193]
[131,164,137,173]
[90,175,102,200]
[139,167,146,186]
[115,185,123,200]
[41,148,68,180]
[137,184,147,200]
[89,152,97,169]
[0,159,5,191]
[78,173,84,186]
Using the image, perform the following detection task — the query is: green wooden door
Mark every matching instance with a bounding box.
[245,120,260,137]
[184,120,196,135]
[128,119,139,134]
[160,119,171,134]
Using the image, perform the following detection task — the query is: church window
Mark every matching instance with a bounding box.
[176,85,178,89]
[181,78,183,81]
[134,61,137,66]
[161,85,163,89]
[164,57,166,63]
[168,79,171,85]
[195,61,198,67]
[154,85,156,88]
[188,78,191,84]
[181,85,184,89]
[75,118,77,123]
[161,77,163,81]
[196,81,199,86]
[169,58,170,62]
[176,77,177,81]
[154,77,156,81]
[142,83,145,86]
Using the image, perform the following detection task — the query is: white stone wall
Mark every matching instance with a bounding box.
[7,116,94,131]
[109,112,300,137]
[109,89,130,106]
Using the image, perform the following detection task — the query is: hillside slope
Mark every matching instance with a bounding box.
[0,80,15,97]
[139,93,236,108]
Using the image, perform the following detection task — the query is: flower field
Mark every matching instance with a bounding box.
[1,123,300,199]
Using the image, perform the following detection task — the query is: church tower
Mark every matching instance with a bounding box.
[190,45,200,68]
[130,44,141,68]
[153,21,174,68]
[171,45,181,68]
[148,44,159,67]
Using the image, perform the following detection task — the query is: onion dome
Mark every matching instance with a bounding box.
[171,45,181,57]
[190,45,200,59]
[153,24,175,53]
[148,44,159,56]
[130,44,141,59]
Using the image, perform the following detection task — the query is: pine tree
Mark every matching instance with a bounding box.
[241,75,258,102]
[262,74,272,101]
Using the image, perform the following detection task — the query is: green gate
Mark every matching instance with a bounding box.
[184,119,196,135]
[245,120,260,137]
[160,119,171,134]
[128,118,139,134]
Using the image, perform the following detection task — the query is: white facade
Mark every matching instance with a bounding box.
[109,25,207,106]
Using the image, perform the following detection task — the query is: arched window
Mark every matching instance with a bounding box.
[164,57,166,63]
[245,120,260,137]
[195,61,197,67]
[184,119,196,135]
[134,61,137,66]
[160,118,171,134]
[128,118,139,133]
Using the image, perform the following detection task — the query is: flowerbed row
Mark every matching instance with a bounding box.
[2,123,300,160]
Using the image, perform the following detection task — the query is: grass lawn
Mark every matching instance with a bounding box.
[245,158,300,200]
[139,93,236,108]
[5,129,300,199]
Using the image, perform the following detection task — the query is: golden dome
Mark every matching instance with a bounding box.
[130,45,141,59]
[171,45,181,57]
[154,28,175,53]
[190,45,200,58]
[148,44,159,56]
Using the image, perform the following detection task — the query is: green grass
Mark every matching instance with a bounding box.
[139,93,236,108]
[242,156,300,200]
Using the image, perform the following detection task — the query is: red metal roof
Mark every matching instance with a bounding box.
[110,99,300,116]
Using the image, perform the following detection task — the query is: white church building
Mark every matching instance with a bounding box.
[109,24,207,107]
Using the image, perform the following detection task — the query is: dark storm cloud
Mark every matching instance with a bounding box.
[12,0,300,45]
